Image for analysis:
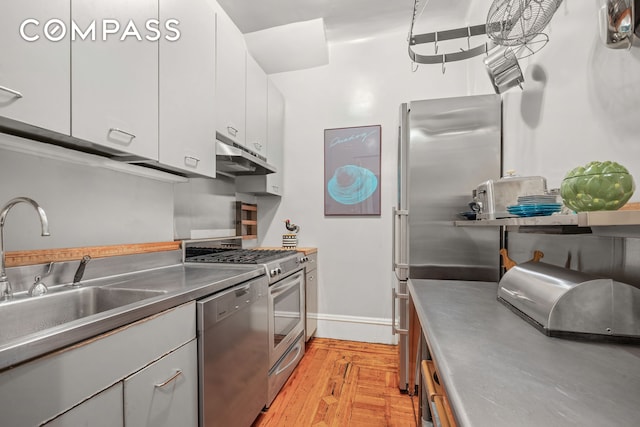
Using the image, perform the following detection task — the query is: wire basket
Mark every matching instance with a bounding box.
[486,0,563,47]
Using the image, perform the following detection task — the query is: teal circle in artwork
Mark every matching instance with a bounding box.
[328,165,378,205]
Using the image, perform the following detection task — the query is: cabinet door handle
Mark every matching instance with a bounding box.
[0,85,23,98]
[154,369,183,388]
[184,155,200,167]
[227,126,238,137]
[109,128,136,140]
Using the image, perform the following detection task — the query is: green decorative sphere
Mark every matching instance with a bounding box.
[560,161,635,212]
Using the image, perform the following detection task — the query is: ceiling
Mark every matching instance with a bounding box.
[216,0,475,44]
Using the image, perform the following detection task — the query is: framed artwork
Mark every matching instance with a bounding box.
[324,125,381,216]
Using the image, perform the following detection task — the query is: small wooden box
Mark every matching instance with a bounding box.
[236,202,257,240]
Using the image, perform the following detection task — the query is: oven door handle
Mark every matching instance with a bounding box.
[270,273,303,298]
[274,341,303,375]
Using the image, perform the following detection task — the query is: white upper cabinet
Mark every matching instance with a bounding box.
[214,3,246,146]
[245,53,268,157]
[0,0,70,134]
[71,0,159,160]
[159,0,216,177]
[266,79,285,195]
[236,78,285,196]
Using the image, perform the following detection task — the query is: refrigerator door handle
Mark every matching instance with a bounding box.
[392,288,409,335]
[392,207,396,271]
[392,207,409,276]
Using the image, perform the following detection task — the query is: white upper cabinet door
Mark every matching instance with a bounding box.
[159,0,216,177]
[266,79,285,195]
[71,0,159,160]
[0,0,70,134]
[245,53,267,157]
[235,78,284,196]
[214,4,246,146]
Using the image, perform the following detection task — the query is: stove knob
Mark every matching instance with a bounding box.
[270,269,278,277]
[277,267,282,274]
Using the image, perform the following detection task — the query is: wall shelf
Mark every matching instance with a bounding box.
[235,202,258,240]
[455,210,640,236]
[455,214,578,228]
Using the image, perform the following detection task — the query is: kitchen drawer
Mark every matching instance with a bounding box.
[124,339,198,427]
[0,302,195,426]
[421,360,457,427]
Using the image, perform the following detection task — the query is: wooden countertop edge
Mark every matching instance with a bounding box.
[5,241,182,267]
[256,247,317,255]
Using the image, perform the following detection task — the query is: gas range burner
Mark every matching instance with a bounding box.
[185,248,298,264]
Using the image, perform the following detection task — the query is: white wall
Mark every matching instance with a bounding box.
[262,1,640,343]
[469,0,640,191]
[261,28,493,343]
[0,133,175,250]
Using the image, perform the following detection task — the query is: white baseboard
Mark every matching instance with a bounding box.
[312,313,398,345]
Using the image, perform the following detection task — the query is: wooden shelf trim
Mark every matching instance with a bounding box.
[5,241,181,267]
[236,201,258,240]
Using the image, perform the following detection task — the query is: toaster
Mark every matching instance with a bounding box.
[473,175,547,219]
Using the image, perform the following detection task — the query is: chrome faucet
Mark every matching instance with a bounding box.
[0,197,50,300]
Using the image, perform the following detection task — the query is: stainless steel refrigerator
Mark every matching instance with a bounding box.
[392,94,502,392]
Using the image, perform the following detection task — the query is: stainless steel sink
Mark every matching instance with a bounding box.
[0,287,166,344]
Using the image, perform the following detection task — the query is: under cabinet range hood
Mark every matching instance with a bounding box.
[216,134,276,177]
[498,261,640,343]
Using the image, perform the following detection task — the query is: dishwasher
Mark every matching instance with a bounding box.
[197,275,269,427]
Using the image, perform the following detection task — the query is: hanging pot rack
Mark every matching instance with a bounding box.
[408,23,495,66]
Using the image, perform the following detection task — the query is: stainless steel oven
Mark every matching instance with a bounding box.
[268,269,304,365]
[267,270,305,407]
[183,238,308,411]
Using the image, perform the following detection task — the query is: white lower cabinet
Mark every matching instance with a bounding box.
[124,340,198,427]
[44,383,124,427]
[0,302,195,427]
[305,252,318,341]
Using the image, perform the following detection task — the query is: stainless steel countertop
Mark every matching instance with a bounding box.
[0,263,265,371]
[409,279,640,427]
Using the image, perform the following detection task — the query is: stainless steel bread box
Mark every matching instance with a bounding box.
[474,175,547,219]
[498,262,640,342]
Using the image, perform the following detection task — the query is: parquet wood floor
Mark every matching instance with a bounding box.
[252,338,418,427]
